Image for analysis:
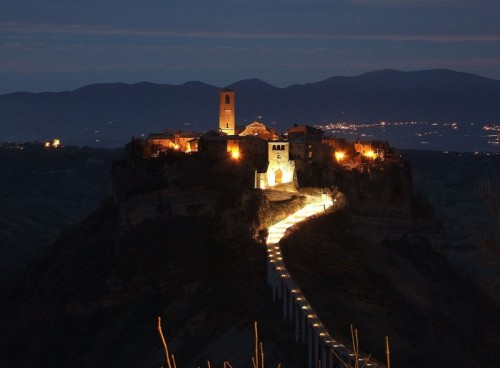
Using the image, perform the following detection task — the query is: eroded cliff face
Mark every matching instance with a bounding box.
[110,154,340,237]
[294,157,420,244]
[295,158,412,209]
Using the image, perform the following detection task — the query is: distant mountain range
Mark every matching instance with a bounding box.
[1,69,499,147]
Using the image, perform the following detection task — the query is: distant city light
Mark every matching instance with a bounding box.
[316,120,500,149]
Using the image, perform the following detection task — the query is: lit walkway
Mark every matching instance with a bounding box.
[266,196,382,368]
[267,198,332,244]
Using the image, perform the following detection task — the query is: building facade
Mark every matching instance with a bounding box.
[255,141,295,189]
[219,89,235,135]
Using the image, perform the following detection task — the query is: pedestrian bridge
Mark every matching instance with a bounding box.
[266,195,386,368]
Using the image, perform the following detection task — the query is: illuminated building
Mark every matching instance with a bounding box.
[147,130,203,154]
[219,89,235,135]
[238,121,279,140]
[255,141,295,189]
[354,139,388,160]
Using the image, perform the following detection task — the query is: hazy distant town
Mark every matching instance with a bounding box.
[318,120,500,152]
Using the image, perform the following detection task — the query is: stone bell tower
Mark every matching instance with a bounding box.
[219,89,235,135]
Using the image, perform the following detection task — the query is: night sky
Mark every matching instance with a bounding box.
[1,0,499,94]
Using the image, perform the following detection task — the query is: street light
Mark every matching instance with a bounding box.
[335,151,345,162]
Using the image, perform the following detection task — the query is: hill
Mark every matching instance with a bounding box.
[1,70,499,147]
[1,149,498,367]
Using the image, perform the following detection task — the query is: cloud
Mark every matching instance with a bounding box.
[2,21,500,43]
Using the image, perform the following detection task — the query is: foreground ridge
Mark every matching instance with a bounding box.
[266,195,385,368]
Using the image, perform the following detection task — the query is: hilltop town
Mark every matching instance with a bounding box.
[124,89,399,186]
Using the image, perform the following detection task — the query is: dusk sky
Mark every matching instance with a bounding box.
[1,0,499,94]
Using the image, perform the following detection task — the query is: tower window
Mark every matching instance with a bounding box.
[225,95,230,104]
[281,145,285,150]
[272,145,276,150]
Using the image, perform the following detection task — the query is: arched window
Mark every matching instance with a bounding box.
[225,95,230,104]
[281,145,285,150]
[272,145,276,150]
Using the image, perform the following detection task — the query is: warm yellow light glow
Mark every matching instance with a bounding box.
[231,150,240,159]
[364,150,375,159]
[335,151,345,162]
[45,139,61,148]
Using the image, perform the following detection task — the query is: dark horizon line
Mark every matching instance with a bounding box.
[3,68,499,96]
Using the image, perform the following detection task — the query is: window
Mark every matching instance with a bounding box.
[272,145,276,150]
[281,145,285,150]
[225,95,230,104]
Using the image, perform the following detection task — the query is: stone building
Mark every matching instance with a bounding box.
[287,124,332,164]
[147,130,202,154]
[219,89,235,135]
[238,121,279,140]
[255,141,295,189]
[354,139,389,160]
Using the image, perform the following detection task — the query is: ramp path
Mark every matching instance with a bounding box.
[265,195,385,368]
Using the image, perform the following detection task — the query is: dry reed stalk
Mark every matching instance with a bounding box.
[172,354,177,368]
[254,322,259,368]
[157,317,173,368]
[385,336,391,368]
[252,357,257,368]
[207,360,211,368]
[350,324,360,368]
[260,341,264,368]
